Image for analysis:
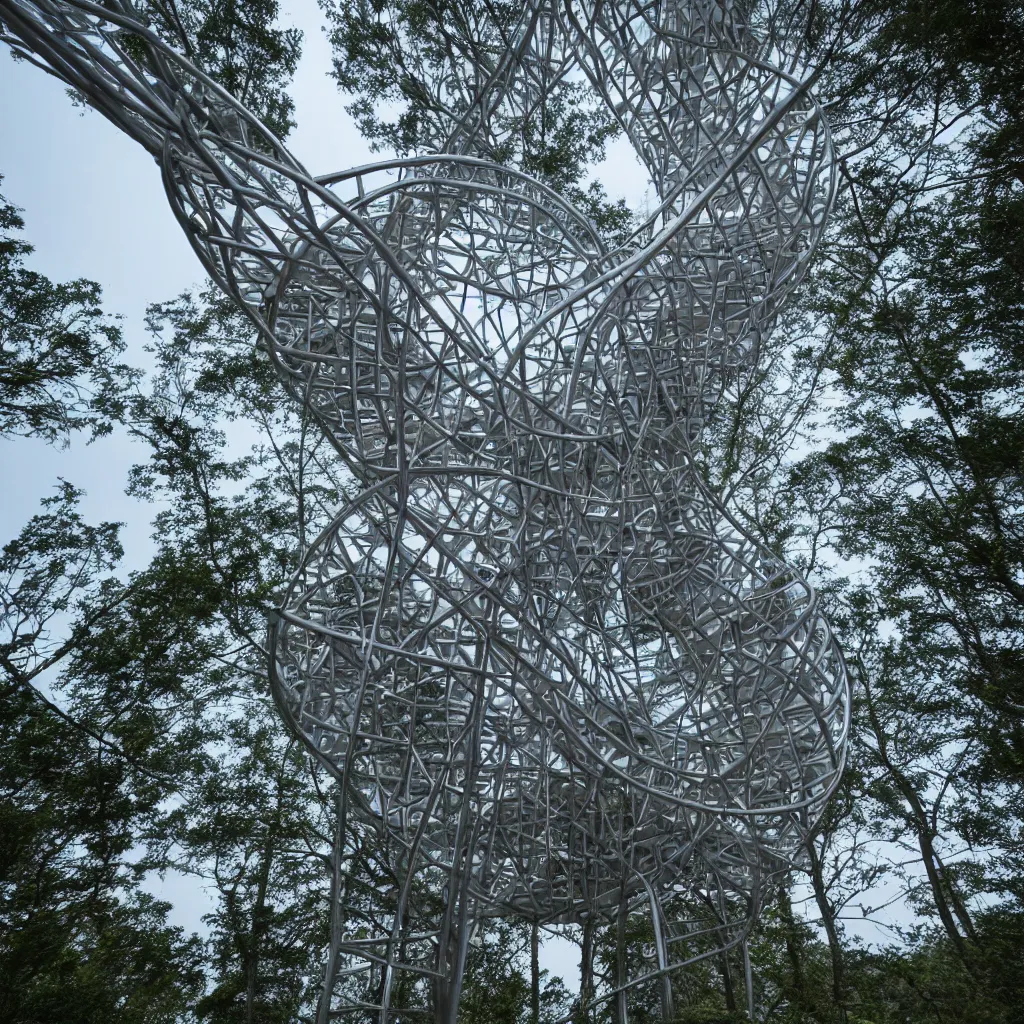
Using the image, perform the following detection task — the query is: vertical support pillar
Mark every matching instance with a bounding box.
[644,882,674,1024]
[744,939,755,1021]
[614,901,629,1024]
[316,786,346,1024]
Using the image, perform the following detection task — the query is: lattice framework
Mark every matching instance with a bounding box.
[0,2,850,1021]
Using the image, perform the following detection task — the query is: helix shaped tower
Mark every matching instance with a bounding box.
[0,1,849,1021]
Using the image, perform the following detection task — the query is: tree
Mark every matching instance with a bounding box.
[0,183,131,443]
[0,182,207,1022]
[725,0,1024,1014]
[0,489,207,1024]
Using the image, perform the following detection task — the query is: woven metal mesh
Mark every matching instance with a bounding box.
[0,1,849,1019]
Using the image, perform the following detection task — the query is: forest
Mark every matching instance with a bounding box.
[1,0,1023,1021]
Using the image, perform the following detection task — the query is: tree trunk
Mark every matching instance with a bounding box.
[862,669,979,964]
[245,798,282,1024]
[777,887,806,1007]
[579,918,596,1023]
[805,838,847,1017]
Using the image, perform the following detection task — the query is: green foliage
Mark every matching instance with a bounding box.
[765,0,1024,970]
[322,0,615,175]
[1,198,335,1019]
[0,668,204,1023]
[458,921,572,1024]
[0,182,134,444]
[674,1007,748,1024]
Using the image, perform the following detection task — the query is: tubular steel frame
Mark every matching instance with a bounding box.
[0,1,850,1020]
